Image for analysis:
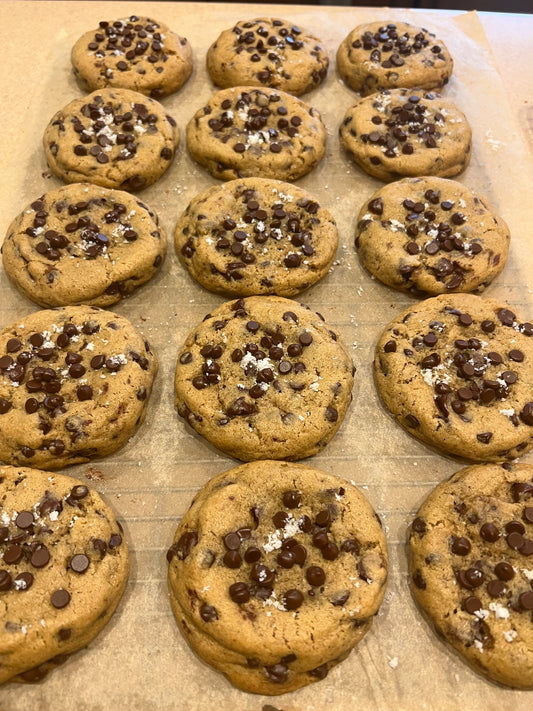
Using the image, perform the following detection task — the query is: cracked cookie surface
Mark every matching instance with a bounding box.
[174,296,354,461]
[2,183,166,308]
[340,88,471,182]
[186,86,326,181]
[43,88,179,191]
[167,460,388,694]
[0,464,128,684]
[374,294,533,461]
[409,462,533,689]
[71,14,193,99]
[174,177,337,297]
[337,21,453,96]
[0,305,157,469]
[355,177,510,296]
[206,17,329,96]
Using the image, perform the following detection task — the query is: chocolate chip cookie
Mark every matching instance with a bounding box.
[337,21,453,96]
[0,464,128,684]
[339,89,472,182]
[174,296,354,461]
[355,177,510,296]
[186,86,326,181]
[43,88,179,191]
[174,178,337,297]
[206,18,329,96]
[409,462,533,689]
[71,15,193,99]
[374,294,533,462]
[2,183,166,308]
[167,460,388,694]
[0,305,157,470]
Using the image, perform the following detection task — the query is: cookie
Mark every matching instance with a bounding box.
[0,464,128,684]
[355,177,510,296]
[337,21,453,96]
[71,15,193,99]
[174,178,337,297]
[374,293,533,462]
[186,86,326,181]
[206,18,329,96]
[339,88,472,182]
[0,305,157,470]
[43,88,179,191]
[174,296,354,462]
[2,183,166,308]
[167,460,388,695]
[409,462,533,689]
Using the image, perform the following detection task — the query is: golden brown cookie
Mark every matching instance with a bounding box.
[174,178,337,297]
[0,464,128,684]
[167,460,388,694]
[2,183,166,307]
[374,294,533,462]
[409,462,533,689]
[355,177,510,296]
[0,305,157,470]
[340,88,472,182]
[43,88,179,191]
[174,296,354,461]
[71,15,193,99]
[207,18,329,96]
[337,21,453,96]
[186,86,326,181]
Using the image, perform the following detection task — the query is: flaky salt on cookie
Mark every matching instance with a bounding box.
[0,465,128,684]
[0,305,157,469]
[43,88,179,191]
[374,294,533,462]
[3,184,166,307]
[175,178,337,297]
[409,462,533,688]
[186,86,326,181]
[71,15,193,99]
[175,296,354,461]
[207,17,328,96]
[337,21,453,96]
[168,460,388,694]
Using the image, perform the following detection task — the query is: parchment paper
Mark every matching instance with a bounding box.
[1,4,532,710]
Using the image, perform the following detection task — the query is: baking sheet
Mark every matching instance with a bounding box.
[1,3,533,710]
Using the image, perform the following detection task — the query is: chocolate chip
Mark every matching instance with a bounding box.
[109,534,122,549]
[70,485,89,500]
[15,511,34,529]
[169,531,198,561]
[229,581,250,603]
[283,490,301,508]
[480,523,500,542]
[306,565,325,586]
[325,406,338,422]
[200,603,218,622]
[462,595,482,614]
[4,544,23,564]
[494,562,514,580]
[70,553,90,573]
[31,546,50,568]
[265,663,289,684]
[0,570,12,591]
[223,532,241,550]
[487,580,506,598]
[51,588,71,608]
[14,571,34,591]
[519,591,533,610]
[451,536,471,555]
[244,546,261,563]
[283,589,304,610]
